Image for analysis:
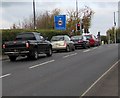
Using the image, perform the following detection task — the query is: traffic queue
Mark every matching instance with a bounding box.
[2,32,100,61]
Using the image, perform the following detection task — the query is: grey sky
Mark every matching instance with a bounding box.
[1,0,120,36]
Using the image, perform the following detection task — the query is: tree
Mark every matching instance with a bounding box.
[106,27,120,43]
[66,6,94,34]
[21,8,61,29]
[116,28,120,43]
[82,6,94,33]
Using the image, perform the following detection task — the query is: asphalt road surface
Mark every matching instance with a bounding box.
[2,44,118,96]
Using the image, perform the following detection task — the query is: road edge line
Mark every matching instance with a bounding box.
[81,59,120,96]
[0,73,11,79]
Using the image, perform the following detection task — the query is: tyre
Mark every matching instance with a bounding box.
[88,44,91,48]
[72,45,75,51]
[31,49,38,60]
[9,56,17,61]
[56,50,60,52]
[46,47,52,57]
[83,44,87,49]
[66,45,70,52]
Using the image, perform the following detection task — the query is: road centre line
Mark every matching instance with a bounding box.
[0,73,11,79]
[63,55,70,58]
[29,60,55,69]
[63,53,77,58]
[70,53,77,56]
[81,60,120,96]
[92,47,98,50]
[83,49,91,53]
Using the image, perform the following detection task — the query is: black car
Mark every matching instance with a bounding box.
[3,32,52,61]
[71,35,90,49]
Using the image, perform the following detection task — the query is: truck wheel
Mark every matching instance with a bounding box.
[9,56,17,61]
[46,47,52,57]
[32,49,38,60]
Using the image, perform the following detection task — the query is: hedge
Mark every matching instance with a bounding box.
[2,29,69,43]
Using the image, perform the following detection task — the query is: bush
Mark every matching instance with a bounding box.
[2,29,69,43]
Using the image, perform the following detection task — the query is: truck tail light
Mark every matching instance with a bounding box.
[26,42,29,48]
[3,44,6,49]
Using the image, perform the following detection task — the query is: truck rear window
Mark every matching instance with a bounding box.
[16,33,35,40]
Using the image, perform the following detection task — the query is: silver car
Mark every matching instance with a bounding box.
[51,35,75,52]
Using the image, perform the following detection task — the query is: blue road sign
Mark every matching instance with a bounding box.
[54,15,66,30]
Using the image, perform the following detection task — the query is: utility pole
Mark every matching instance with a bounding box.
[118,1,120,28]
[76,0,78,19]
[108,33,111,44]
[114,12,116,44]
[33,0,36,30]
[76,0,81,35]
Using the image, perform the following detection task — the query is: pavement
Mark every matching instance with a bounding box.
[82,62,118,97]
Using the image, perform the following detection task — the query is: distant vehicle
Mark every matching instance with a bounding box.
[51,35,75,52]
[71,35,90,49]
[3,32,52,61]
[84,34,98,47]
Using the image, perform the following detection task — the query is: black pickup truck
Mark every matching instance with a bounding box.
[3,32,52,61]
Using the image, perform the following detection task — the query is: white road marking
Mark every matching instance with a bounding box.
[63,55,70,58]
[29,60,55,69]
[0,73,11,79]
[81,60,120,96]
[63,53,77,58]
[83,49,91,53]
[69,53,77,56]
[92,47,98,50]
[2,60,10,62]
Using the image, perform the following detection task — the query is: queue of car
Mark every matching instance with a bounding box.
[2,32,100,61]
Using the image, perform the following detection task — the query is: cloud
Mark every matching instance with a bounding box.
[36,2,60,12]
[0,19,12,29]
[1,2,31,8]
[1,0,119,35]
[82,2,118,35]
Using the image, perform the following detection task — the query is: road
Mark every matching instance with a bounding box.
[2,44,118,96]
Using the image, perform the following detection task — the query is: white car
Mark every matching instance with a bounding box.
[51,35,75,52]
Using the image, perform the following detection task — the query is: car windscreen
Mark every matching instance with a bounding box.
[16,33,36,40]
[71,36,82,40]
[51,36,64,41]
[85,35,92,39]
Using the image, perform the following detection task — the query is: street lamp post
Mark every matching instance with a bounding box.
[114,12,116,44]
[33,0,36,30]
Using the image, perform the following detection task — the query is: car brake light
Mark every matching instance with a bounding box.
[64,42,67,46]
[26,42,29,48]
[3,44,5,49]
[78,40,83,43]
[14,41,16,44]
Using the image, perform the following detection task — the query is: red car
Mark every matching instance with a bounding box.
[85,34,98,47]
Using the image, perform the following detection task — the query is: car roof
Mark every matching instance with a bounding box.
[18,32,40,35]
[72,35,82,37]
[53,35,68,37]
